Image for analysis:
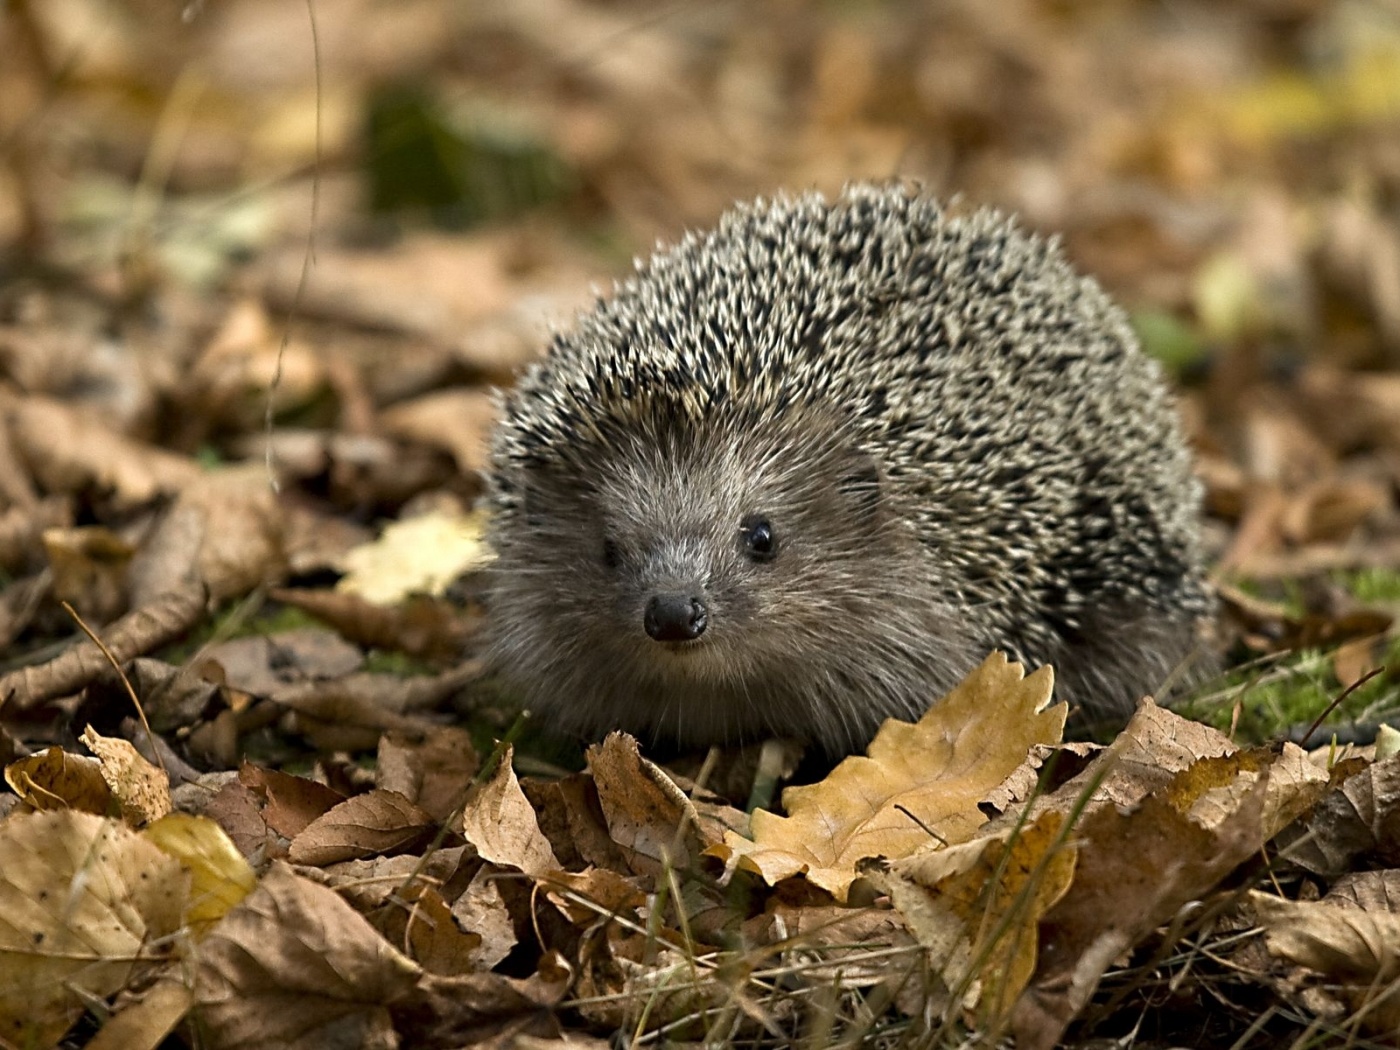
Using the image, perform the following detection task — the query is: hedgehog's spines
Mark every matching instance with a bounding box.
[488,182,1211,752]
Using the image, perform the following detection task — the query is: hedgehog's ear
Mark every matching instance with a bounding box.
[837,452,884,530]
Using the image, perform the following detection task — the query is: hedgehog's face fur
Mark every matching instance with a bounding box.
[488,404,976,752]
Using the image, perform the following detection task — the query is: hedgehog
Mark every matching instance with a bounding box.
[486,183,1212,755]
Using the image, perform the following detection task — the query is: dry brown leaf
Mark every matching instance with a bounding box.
[522,772,631,872]
[1168,744,1330,840]
[376,727,480,823]
[1012,759,1272,1050]
[542,866,649,929]
[379,388,498,475]
[180,298,328,438]
[0,581,207,710]
[3,393,200,511]
[202,778,281,862]
[714,652,1065,901]
[1281,477,1389,545]
[460,745,561,877]
[320,849,470,912]
[84,976,194,1050]
[4,744,113,814]
[272,670,467,751]
[272,586,478,662]
[42,523,133,623]
[1285,754,1400,876]
[0,811,188,1047]
[287,788,437,866]
[588,732,733,875]
[133,466,287,603]
[449,865,519,971]
[205,628,364,698]
[194,861,422,1050]
[81,724,172,825]
[869,809,1077,1023]
[379,881,485,977]
[390,957,572,1046]
[1254,887,1400,983]
[240,763,346,839]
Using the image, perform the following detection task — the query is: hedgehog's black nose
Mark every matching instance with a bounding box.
[644,594,708,642]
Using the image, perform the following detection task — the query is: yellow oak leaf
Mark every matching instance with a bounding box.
[712,652,1066,900]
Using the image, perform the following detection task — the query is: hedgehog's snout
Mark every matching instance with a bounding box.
[644,593,708,643]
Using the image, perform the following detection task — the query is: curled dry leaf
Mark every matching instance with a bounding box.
[1252,878,1400,1034]
[287,788,437,866]
[1011,755,1277,1050]
[4,744,113,814]
[194,862,422,1050]
[0,811,187,1047]
[459,745,561,877]
[81,725,172,826]
[867,809,1077,1023]
[1284,753,1400,877]
[713,652,1066,901]
[588,732,739,875]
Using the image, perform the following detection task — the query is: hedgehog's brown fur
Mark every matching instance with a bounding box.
[487,183,1212,754]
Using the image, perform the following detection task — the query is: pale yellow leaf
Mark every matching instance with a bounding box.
[0,811,188,1047]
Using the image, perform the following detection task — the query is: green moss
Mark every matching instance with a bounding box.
[1335,567,1400,605]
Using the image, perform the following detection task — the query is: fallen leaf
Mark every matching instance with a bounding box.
[240,763,346,839]
[337,505,492,606]
[81,724,172,825]
[714,653,1066,900]
[288,788,437,866]
[869,809,1077,1022]
[377,727,480,822]
[84,976,194,1050]
[589,732,731,875]
[143,812,257,934]
[4,745,113,814]
[194,862,422,1050]
[379,388,498,475]
[0,811,188,1046]
[459,746,560,877]
[1012,759,1272,1050]
[272,587,478,662]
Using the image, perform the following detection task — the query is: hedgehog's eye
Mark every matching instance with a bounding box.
[739,515,777,562]
[602,537,622,570]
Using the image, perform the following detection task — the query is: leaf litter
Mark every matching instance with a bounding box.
[6,0,1400,1047]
